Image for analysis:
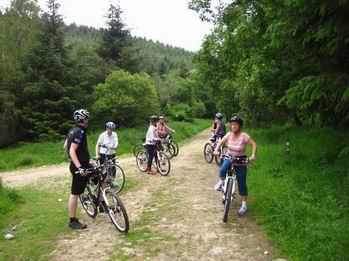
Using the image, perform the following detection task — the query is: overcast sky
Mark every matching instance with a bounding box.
[1,0,213,51]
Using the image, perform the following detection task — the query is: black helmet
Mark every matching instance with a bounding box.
[215,112,223,119]
[149,115,159,122]
[230,115,243,127]
[73,109,89,122]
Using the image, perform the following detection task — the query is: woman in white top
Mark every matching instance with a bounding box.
[145,115,160,174]
[213,115,257,215]
[95,122,118,165]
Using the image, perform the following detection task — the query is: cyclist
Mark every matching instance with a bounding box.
[95,121,118,165]
[145,115,160,175]
[63,109,91,229]
[213,115,257,215]
[157,116,175,139]
[211,112,226,143]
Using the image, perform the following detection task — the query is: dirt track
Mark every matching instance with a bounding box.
[0,130,275,260]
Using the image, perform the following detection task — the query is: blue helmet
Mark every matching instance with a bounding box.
[105,121,116,129]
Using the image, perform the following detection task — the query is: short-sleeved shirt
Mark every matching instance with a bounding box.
[97,131,118,155]
[225,132,250,156]
[216,120,226,136]
[146,125,158,145]
[66,125,90,164]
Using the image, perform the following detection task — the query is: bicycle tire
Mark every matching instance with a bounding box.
[157,152,171,176]
[136,150,148,172]
[162,142,175,159]
[171,140,179,156]
[79,184,97,218]
[108,164,125,194]
[223,178,233,222]
[204,143,214,163]
[133,143,144,157]
[104,189,129,233]
[215,145,227,166]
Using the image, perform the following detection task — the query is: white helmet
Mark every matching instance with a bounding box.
[105,121,116,129]
[73,109,90,122]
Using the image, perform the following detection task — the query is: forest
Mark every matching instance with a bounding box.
[0,0,348,148]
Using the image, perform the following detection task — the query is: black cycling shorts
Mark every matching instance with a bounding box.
[69,162,91,195]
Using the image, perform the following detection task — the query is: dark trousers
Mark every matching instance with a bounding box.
[146,144,156,165]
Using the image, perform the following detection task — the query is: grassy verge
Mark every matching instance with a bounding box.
[0,119,211,172]
[0,177,70,260]
[247,125,349,260]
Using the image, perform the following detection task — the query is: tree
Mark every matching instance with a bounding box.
[22,0,78,139]
[92,70,160,127]
[97,4,139,72]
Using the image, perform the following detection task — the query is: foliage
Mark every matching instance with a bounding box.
[0,91,20,147]
[96,4,138,73]
[21,0,79,140]
[248,125,349,260]
[92,69,160,127]
[190,0,349,128]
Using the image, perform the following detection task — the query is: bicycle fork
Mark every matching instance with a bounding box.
[222,175,236,202]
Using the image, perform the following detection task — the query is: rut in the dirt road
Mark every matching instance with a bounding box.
[1,130,275,260]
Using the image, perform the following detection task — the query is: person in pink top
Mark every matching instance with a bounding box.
[213,115,257,215]
[157,116,175,138]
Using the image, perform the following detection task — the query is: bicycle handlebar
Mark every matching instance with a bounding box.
[224,155,249,165]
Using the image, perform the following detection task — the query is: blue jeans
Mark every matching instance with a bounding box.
[219,159,248,196]
[146,144,155,165]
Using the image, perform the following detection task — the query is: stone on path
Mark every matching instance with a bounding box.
[5,234,15,240]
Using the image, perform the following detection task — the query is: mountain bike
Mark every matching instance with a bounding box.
[78,165,129,233]
[162,133,179,158]
[136,140,171,176]
[220,155,249,223]
[95,146,125,194]
[204,137,226,165]
[133,138,146,157]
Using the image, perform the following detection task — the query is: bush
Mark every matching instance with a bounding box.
[92,69,160,127]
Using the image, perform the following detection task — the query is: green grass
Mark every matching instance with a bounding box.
[247,125,349,261]
[0,179,71,261]
[0,119,211,172]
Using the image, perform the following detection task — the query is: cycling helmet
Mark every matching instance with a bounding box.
[230,115,243,127]
[159,116,164,119]
[149,115,159,122]
[73,109,89,122]
[215,112,223,119]
[105,121,116,129]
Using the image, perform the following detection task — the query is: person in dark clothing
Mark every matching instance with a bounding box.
[63,108,91,229]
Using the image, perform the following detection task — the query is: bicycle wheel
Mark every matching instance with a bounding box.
[223,178,233,222]
[136,150,147,172]
[79,184,97,218]
[157,152,171,176]
[133,143,144,157]
[204,143,214,163]
[104,189,129,233]
[171,140,179,156]
[107,164,125,194]
[163,142,176,159]
[215,145,227,166]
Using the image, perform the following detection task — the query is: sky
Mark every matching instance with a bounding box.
[1,0,214,51]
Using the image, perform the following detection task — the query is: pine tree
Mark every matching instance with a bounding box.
[22,0,77,139]
[97,4,139,72]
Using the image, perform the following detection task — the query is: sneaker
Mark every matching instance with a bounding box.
[69,219,87,229]
[214,181,223,191]
[238,206,248,215]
